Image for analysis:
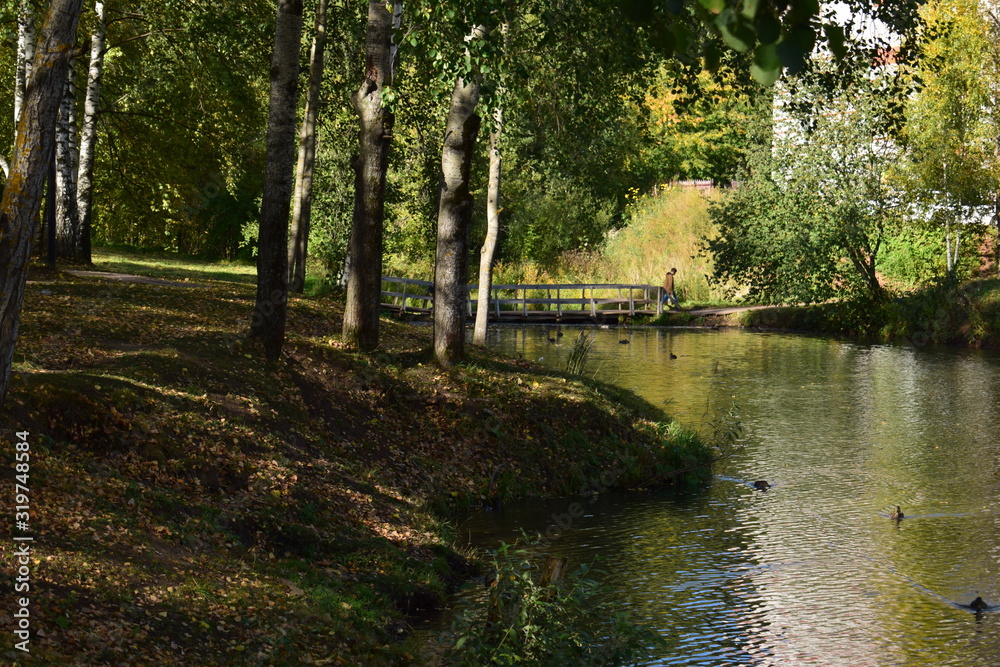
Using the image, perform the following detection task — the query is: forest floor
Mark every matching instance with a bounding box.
[1,253,710,665]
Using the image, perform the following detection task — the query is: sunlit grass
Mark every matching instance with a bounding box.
[92,247,256,284]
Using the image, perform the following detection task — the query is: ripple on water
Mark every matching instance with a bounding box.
[476,328,1000,665]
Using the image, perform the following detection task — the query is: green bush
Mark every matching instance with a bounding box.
[446,536,662,666]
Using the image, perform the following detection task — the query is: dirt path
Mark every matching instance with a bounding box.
[679,305,774,316]
[64,269,206,288]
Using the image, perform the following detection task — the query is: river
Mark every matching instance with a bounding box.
[461,325,1000,666]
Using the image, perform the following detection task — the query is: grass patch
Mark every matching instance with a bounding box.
[91,247,257,284]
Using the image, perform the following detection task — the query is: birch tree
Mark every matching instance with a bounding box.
[472,106,501,346]
[14,0,36,128]
[0,0,85,405]
[342,0,402,351]
[433,27,484,366]
[75,0,107,265]
[55,58,82,258]
[472,16,510,348]
[288,0,329,293]
[250,0,304,361]
[3,0,38,178]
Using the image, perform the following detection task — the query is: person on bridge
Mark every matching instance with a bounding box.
[662,267,680,310]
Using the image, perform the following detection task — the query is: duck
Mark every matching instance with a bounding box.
[753,480,770,491]
[889,506,904,520]
[556,330,564,337]
[619,339,629,344]
[669,353,678,360]
[970,596,989,611]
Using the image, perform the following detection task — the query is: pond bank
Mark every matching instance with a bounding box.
[1,266,709,665]
[657,278,1000,349]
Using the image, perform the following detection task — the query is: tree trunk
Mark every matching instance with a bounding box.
[46,145,57,268]
[6,0,37,180]
[287,0,328,294]
[945,224,953,273]
[14,0,36,129]
[75,0,106,266]
[55,58,81,259]
[0,0,84,405]
[953,229,961,270]
[250,0,303,361]
[433,74,482,366]
[342,0,401,351]
[473,108,502,346]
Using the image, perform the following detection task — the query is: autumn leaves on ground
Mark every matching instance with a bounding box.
[1,251,709,665]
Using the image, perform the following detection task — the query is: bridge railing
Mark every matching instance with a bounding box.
[380,276,664,318]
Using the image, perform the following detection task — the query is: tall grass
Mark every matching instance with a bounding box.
[597,186,726,302]
[468,187,730,304]
[381,187,731,305]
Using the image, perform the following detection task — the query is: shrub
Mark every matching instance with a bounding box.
[445,536,662,666]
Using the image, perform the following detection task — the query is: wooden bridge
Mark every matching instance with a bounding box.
[380,276,665,322]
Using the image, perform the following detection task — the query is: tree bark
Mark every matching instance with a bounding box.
[46,145,57,268]
[250,0,303,361]
[55,58,81,259]
[342,0,401,351]
[75,0,106,265]
[0,0,84,405]
[6,0,37,180]
[433,74,482,366]
[14,0,36,129]
[287,0,328,294]
[473,107,502,346]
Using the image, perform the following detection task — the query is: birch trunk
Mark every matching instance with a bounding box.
[433,74,482,366]
[945,224,953,273]
[55,58,81,258]
[250,0,303,361]
[0,0,84,405]
[473,108,502,346]
[287,0,329,293]
[14,0,36,128]
[76,0,106,265]
[342,0,401,351]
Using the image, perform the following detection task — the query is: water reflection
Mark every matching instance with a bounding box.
[468,326,1000,665]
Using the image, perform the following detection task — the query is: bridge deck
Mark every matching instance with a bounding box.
[380,276,664,322]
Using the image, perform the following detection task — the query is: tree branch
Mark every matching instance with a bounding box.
[104,29,183,55]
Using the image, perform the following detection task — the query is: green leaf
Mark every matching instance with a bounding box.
[669,22,691,53]
[750,62,779,86]
[699,0,726,13]
[751,43,781,85]
[786,0,820,24]
[454,636,468,649]
[755,11,781,44]
[824,23,847,60]
[741,0,761,19]
[716,9,755,52]
[776,26,815,73]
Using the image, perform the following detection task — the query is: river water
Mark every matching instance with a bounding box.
[462,326,1000,666]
